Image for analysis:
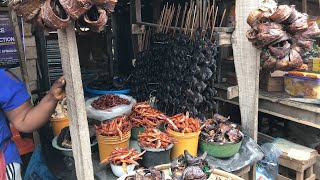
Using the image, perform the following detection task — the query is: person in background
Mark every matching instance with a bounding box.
[0,68,66,180]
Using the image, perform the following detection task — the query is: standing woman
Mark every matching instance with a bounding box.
[0,68,66,179]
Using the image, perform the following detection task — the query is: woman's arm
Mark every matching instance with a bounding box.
[5,77,66,133]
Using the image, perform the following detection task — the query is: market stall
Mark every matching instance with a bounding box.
[6,0,320,179]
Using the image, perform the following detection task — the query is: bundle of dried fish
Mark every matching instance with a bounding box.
[138,128,176,149]
[104,148,145,173]
[246,0,319,72]
[171,150,212,180]
[9,0,42,22]
[129,102,178,130]
[91,94,130,110]
[125,168,165,180]
[200,114,242,144]
[95,115,131,139]
[41,0,71,30]
[84,6,108,32]
[167,112,200,133]
[270,5,292,23]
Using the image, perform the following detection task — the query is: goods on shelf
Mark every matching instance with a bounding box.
[138,128,176,167]
[57,126,96,149]
[284,71,320,98]
[246,0,320,71]
[199,114,243,158]
[166,112,200,159]
[131,1,218,120]
[105,148,145,176]
[138,128,176,149]
[129,102,178,130]
[95,115,131,139]
[91,94,130,110]
[86,94,136,121]
[9,0,117,32]
[51,98,69,136]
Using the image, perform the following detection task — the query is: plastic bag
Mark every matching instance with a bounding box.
[206,135,264,172]
[256,143,282,180]
[86,94,136,121]
[24,146,57,180]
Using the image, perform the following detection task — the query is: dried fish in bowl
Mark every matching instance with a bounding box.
[91,94,130,110]
[95,115,131,139]
[138,128,176,149]
[200,114,242,144]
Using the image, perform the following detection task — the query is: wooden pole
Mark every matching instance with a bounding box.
[57,24,94,180]
[232,0,261,179]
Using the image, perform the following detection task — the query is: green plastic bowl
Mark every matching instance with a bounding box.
[131,125,164,140]
[199,137,243,158]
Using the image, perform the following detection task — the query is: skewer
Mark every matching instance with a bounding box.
[190,5,197,39]
[184,4,192,34]
[199,0,202,28]
[162,5,172,33]
[173,5,181,33]
[204,5,213,34]
[180,2,188,33]
[202,3,209,37]
[158,6,166,32]
[210,6,218,41]
[166,5,175,33]
[219,9,226,28]
[160,3,169,32]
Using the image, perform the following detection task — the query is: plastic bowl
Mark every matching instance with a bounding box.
[110,163,135,177]
[52,136,98,157]
[199,136,243,158]
[139,143,174,168]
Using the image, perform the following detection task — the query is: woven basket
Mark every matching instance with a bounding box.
[10,0,43,22]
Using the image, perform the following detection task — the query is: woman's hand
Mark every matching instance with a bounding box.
[49,76,66,101]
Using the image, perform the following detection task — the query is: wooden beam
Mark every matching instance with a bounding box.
[57,24,94,180]
[232,0,260,141]
[302,0,307,13]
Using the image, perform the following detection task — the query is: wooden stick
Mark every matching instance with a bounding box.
[160,3,168,32]
[158,7,165,32]
[202,2,210,37]
[162,5,171,33]
[219,9,226,28]
[174,5,181,33]
[210,6,218,41]
[184,4,191,34]
[190,5,197,39]
[166,5,175,33]
[180,2,188,32]
[199,0,202,28]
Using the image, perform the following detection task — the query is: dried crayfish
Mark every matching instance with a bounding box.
[104,148,145,174]
[138,128,176,149]
[130,102,178,131]
[200,114,243,144]
[91,94,130,110]
[95,115,131,140]
[167,112,200,133]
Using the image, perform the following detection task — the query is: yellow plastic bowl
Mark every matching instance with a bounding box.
[166,128,200,159]
[50,117,69,136]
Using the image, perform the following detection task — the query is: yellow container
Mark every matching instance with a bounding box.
[167,128,200,159]
[50,117,69,136]
[97,131,131,162]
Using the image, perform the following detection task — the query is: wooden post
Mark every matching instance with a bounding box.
[57,24,94,180]
[9,10,41,145]
[232,1,260,179]
[302,0,307,13]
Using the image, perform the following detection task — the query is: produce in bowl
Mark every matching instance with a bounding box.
[104,148,145,177]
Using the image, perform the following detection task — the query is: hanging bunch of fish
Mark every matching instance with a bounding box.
[246,0,320,71]
[9,0,116,32]
[131,1,220,119]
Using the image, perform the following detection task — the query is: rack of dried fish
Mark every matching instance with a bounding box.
[131,1,222,120]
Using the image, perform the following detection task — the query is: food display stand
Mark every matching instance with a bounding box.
[7,0,320,179]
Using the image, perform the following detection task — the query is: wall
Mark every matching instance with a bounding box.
[11,22,38,94]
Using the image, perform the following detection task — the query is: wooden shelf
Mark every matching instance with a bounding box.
[214,83,320,129]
